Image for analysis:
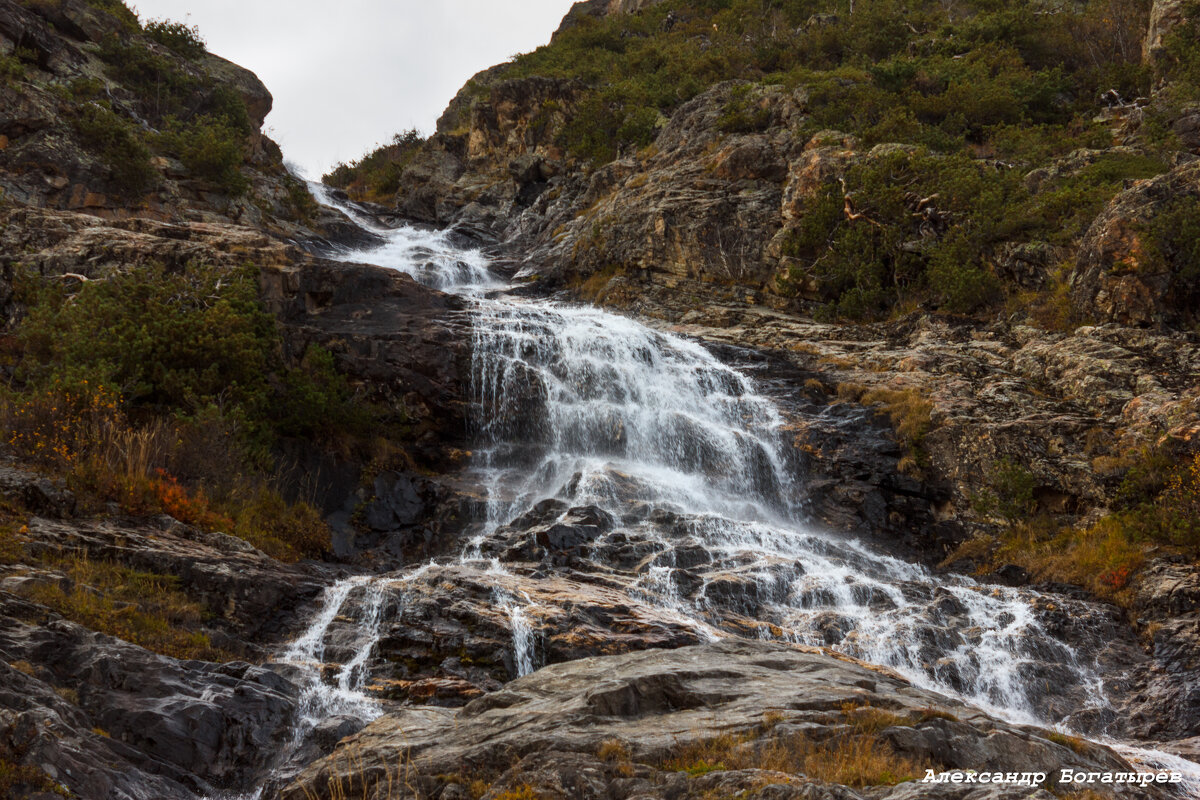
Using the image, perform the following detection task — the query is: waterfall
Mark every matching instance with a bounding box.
[301,186,1200,792]
[321,206,1109,726]
[280,576,389,734]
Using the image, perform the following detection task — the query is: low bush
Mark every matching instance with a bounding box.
[1138,194,1200,326]
[98,34,201,123]
[972,458,1038,525]
[989,447,1200,604]
[3,261,391,559]
[0,749,68,799]
[159,115,248,195]
[717,84,772,133]
[143,18,206,60]
[323,129,424,203]
[69,102,157,196]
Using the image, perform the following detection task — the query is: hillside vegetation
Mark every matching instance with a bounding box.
[337,0,1200,322]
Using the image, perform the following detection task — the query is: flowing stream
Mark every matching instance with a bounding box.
[247,186,1200,795]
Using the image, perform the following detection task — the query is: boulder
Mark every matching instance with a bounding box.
[1070,161,1200,329]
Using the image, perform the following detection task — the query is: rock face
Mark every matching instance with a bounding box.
[17,514,325,645]
[279,640,1163,800]
[394,75,579,233]
[0,206,479,554]
[641,310,1200,552]
[1123,560,1200,741]
[0,592,297,798]
[1145,0,1190,63]
[1070,160,1200,328]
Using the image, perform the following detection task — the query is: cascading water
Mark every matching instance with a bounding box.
[281,576,392,733]
[300,187,1200,793]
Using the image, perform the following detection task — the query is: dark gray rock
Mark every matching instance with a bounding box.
[0,464,74,518]
[0,592,298,796]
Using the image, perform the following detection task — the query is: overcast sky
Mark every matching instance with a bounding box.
[130,1,577,178]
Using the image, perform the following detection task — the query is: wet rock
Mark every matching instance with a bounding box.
[0,592,297,795]
[262,255,473,473]
[367,563,705,694]
[1121,561,1200,739]
[311,715,366,752]
[365,472,426,531]
[280,640,1160,800]
[534,505,615,553]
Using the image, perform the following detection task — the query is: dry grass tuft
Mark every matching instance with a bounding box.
[598,738,631,762]
[298,746,417,800]
[1047,731,1091,756]
[660,720,929,788]
[1,382,331,562]
[860,388,934,450]
[14,553,232,661]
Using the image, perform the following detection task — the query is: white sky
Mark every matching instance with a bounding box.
[129,1,577,178]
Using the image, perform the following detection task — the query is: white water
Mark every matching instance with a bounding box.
[280,576,388,733]
[327,206,1103,724]
[296,187,1200,793]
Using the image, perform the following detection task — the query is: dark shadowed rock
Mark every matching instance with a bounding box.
[0,592,298,796]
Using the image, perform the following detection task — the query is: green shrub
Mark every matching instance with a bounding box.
[14,262,366,454]
[1139,194,1200,325]
[144,18,206,60]
[159,115,248,195]
[323,129,424,202]
[83,0,140,30]
[18,263,274,416]
[717,84,772,133]
[98,34,201,123]
[69,102,157,196]
[972,458,1038,524]
[558,89,659,165]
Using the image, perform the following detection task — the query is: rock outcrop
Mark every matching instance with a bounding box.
[1070,160,1200,328]
[1145,0,1190,64]
[280,640,1167,800]
[0,592,297,798]
[0,206,478,553]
